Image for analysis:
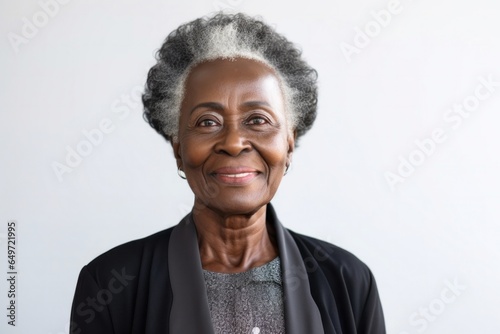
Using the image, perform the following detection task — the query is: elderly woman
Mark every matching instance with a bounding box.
[70,13,385,334]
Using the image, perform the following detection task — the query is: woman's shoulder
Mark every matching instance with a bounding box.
[285,229,385,331]
[286,229,374,279]
[71,226,178,331]
[83,226,175,281]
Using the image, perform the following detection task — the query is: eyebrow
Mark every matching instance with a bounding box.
[189,101,273,114]
[189,102,224,115]
[241,101,273,109]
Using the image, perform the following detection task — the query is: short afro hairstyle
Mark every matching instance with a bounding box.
[142,12,318,146]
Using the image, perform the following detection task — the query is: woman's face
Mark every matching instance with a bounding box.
[172,57,294,215]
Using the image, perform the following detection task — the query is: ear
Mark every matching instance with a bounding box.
[286,130,296,165]
[171,140,183,169]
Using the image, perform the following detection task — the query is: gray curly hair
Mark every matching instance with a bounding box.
[142,12,318,145]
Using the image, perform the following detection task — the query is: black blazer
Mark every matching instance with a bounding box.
[70,205,385,333]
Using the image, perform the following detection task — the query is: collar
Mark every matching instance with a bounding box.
[168,203,325,334]
[202,256,282,287]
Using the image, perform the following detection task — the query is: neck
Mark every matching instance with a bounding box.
[192,202,278,273]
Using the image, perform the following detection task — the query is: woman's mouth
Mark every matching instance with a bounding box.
[211,168,259,184]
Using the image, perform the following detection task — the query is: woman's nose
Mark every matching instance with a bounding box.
[214,124,252,156]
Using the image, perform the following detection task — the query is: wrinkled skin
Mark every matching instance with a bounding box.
[172,58,295,272]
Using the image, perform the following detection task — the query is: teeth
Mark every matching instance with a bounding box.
[221,173,251,178]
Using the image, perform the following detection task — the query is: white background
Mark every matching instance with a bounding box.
[1,0,500,333]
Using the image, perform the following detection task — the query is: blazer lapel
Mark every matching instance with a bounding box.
[267,205,326,334]
[168,214,215,334]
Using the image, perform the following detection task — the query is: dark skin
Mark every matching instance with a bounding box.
[172,58,295,273]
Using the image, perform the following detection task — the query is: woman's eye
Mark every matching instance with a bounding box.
[247,117,267,125]
[198,119,219,127]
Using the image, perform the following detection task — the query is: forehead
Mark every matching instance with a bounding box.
[182,58,285,107]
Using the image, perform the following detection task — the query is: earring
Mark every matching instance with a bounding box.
[284,163,291,175]
[177,167,186,179]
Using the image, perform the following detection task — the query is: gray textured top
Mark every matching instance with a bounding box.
[202,257,285,334]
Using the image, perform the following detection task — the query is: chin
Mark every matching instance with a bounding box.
[201,195,270,217]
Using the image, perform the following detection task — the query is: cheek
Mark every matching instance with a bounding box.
[180,137,211,169]
[180,137,218,198]
[255,134,290,171]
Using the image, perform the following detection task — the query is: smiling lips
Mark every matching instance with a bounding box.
[212,167,259,184]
